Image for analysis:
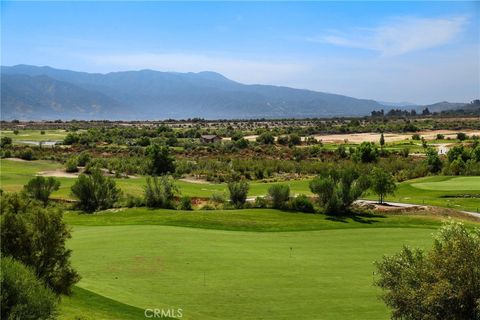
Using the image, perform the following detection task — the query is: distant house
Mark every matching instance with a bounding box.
[200,134,222,143]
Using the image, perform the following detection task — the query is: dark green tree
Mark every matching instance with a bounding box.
[309,167,369,213]
[370,167,396,204]
[227,180,249,208]
[146,144,176,175]
[1,194,80,295]
[0,136,12,148]
[256,132,275,145]
[267,184,290,209]
[425,148,442,173]
[352,142,378,163]
[71,169,120,212]
[144,175,178,209]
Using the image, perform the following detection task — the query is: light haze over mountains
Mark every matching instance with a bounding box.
[1,65,466,120]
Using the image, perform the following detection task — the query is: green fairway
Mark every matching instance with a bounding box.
[365,176,480,212]
[2,159,478,212]
[0,159,311,200]
[67,223,433,319]
[63,208,479,319]
[1,129,68,143]
[0,159,75,198]
[411,176,480,191]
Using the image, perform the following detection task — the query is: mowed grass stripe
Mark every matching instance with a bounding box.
[68,225,434,320]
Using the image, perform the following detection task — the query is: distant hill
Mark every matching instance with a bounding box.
[0,64,467,120]
[1,65,386,120]
[1,74,129,120]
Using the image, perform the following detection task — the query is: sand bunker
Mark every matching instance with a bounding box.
[37,169,80,178]
[180,177,212,184]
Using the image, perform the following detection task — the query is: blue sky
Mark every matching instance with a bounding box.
[1,1,479,104]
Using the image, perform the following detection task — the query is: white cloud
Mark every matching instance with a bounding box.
[312,16,468,56]
[84,53,308,84]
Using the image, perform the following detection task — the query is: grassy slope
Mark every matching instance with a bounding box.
[63,208,479,319]
[65,208,455,232]
[59,286,154,320]
[68,224,435,320]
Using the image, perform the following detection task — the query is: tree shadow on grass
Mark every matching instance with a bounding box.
[325,211,386,224]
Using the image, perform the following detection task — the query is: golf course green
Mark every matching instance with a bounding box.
[60,208,463,320]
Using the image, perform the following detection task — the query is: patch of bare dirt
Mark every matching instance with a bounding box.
[312,130,480,144]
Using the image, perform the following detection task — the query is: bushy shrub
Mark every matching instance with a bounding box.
[179,196,193,210]
[256,132,275,145]
[71,169,121,212]
[277,136,288,145]
[18,148,34,161]
[23,176,60,206]
[425,148,442,173]
[65,157,79,173]
[457,132,468,141]
[401,147,410,158]
[2,150,12,158]
[268,184,290,209]
[63,133,79,145]
[144,175,178,209]
[335,144,348,158]
[227,180,249,208]
[234,138,249,149]
[1,194,79,294]
[124,194,144,208]
[352,142,378,163]
[310,167,370,214]
[210,193,226,204]
[254,196,267,208]
[289,134,301,145]
[375,221,480,320]
[146,144,176,175]
[0,136,12,148]
[76,151,91,167]
[1,257,58,320]
[289,194,315,213]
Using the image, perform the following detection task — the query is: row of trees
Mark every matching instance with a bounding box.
[225,166,396,213]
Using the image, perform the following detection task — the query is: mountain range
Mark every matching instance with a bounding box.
[0,65,467,120]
